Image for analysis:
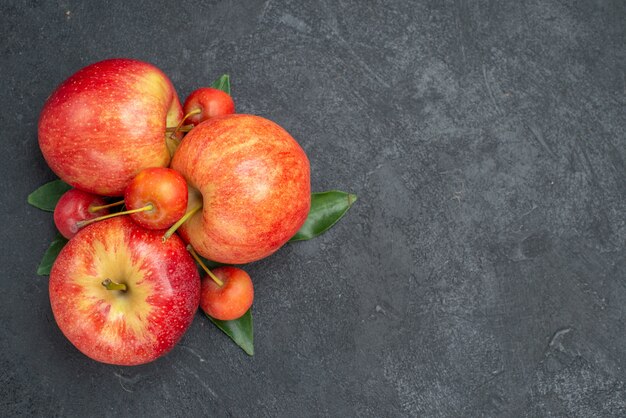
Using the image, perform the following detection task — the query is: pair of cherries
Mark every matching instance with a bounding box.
[52,87,253,321]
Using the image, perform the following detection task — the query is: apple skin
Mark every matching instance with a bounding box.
[171,114,311,264]
[49,217,200,366]
[38,58,183,196]
[53,188,109,239]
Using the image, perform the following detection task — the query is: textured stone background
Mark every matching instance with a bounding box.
[1,0,625,416]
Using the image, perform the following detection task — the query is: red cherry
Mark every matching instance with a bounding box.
[124,167,188,230]
[200,266,254,321]
[75,168,189,232]
[183,87,235,126]
[53,189,110,239]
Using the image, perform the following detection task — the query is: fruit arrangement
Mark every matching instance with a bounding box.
[28,58,356,365]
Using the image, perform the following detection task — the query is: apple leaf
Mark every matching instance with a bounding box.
[206,309,254,356]
[290,191,357,241]
[211,74,231,95]
[37,233,68,275]
[28,179,71,212]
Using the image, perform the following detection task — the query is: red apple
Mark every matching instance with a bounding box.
[54,188,110,239]
[49,217,200,365]
[124,167,188,230]
[183,87,235,126]
[38,58,183,196]
[200,266,254,321]
[171,114,311,264]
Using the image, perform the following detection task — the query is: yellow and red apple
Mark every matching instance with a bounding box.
[171,114,311,264]
[38,58,183,196]
[49,217,200,365]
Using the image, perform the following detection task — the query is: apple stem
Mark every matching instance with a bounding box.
[169,109,201,138]
[88,200,124,213]
[76,204,154,228]
[165,110,202,157]
[102,279,127,292]
[165,124,194,133]
[165,135,181,158]
[187,245,224,287]
[162,202,202,242]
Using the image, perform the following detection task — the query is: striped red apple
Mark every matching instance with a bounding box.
[38,58,183,196]
[171,114,311,264]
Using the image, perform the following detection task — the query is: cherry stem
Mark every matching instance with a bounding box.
[165,110,201,157]
[187,245,224,287]
[88,200,124,213]
[169,109,201,138]
[76,204,154,228]
[101,279,127,292]
[162,202,202,242]
[165,124,194,133]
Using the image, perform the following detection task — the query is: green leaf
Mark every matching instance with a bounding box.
[290,191,357,241]
[207,309,254,356]
[210,74,231,95]
[37,233,68,275]
[28,180,71,212]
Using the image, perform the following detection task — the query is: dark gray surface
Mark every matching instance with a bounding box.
[2,0,625,416]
